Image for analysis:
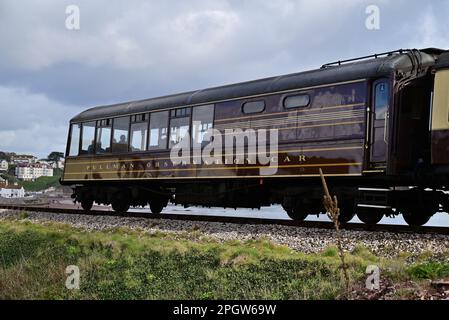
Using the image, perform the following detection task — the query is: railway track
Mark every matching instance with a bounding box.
[1,203,449,236]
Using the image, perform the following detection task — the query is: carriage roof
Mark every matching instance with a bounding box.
[71,49,442,123]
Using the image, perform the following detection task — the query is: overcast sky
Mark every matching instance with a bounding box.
[0,0,448,158]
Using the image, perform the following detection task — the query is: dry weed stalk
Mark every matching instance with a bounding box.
[319,168,350,294]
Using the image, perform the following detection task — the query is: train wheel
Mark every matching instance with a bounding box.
[338,211,355,224]
[282,206,309,221]
[337,201,355,224]
[399,189,438,227]
[81,199,93,212]
[150,202,164,214]
[112,200,130,214]
[402,211,431,227]
[357,210,384,225]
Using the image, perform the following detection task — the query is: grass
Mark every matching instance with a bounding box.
[0,218,448,300]
[20,175,61,192]
[407,262,449,280]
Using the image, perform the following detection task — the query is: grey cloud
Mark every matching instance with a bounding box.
[0,85,80,157]
[0,0,448,156]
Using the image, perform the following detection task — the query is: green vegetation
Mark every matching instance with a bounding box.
[0,220,356,300]
[45,152,64,163]
[1,168,62,192]
[0,219,448,300]
[0,173,20,185]
[407,262,449,280]
[20,175,61,192]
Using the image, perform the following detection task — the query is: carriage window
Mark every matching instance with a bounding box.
[112,116,130,154]
[171,107,191,118]
[192,104,214,145]
[169,116,190,148]
[149,111,169,150]
[374,82,389,120]
[130,115,148,152]
[81,122,96,155]
[96,119,111,154]
[242,101,265,114]
[69,124,81,156]
[284,94,310,109]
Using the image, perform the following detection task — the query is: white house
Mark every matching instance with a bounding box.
[0,160,8,172]
[0,181,25,198]
[11,155,37,165]
[15,163,54,181]
[38,159,65,169]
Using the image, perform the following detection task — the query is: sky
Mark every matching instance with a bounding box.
[0,0,448,158]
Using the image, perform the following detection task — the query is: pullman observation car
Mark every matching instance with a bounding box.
[61,48,449,226]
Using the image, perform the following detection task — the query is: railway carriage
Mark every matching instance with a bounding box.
[61,48,449,226]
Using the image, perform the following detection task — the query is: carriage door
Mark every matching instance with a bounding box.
[370,79,390,165]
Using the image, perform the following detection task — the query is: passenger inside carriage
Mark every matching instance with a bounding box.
[95,142,105,154]
[111,135,129,153]
[119,135,127,145]
[88,140,105,154]
[87,140,95,154]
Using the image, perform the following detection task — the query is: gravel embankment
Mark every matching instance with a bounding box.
[1,209,448,259]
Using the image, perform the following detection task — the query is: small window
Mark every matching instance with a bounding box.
[242,101,265,114]
[171,107,191,118]
[98,119,111,127]
[112,116,130,154]
[374,82,389,120]
[149,111,169,150]
[131,114,147,123]
[81,122,96,155]
[284,94,310,109]
[68,124,81,156]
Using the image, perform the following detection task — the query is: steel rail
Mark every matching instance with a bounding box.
[1,204,448,236]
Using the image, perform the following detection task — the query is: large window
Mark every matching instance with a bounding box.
[68,124,81,156]
[130,114,148,152]
[192,104,214,145]
[149,111,169,150]
[169,108,191,148]
[81,122,96,155]
[96,119,111,154]
[112,116,130,154]
[169,118,190,148]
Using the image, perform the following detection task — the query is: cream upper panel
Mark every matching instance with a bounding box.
[432,69,449,131]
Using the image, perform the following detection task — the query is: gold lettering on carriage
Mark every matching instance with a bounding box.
[170,127,280,175]
[83,155,310,173]
[84,154,307,172]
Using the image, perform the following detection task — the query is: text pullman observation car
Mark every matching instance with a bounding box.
[61,48,449,227]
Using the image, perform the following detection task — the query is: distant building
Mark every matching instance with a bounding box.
[0,160,8,172]
[15,163,53,181]
[57,159,65,169]
[0,181,25,198]
[38,159,65,169]
[11,155,37,165]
